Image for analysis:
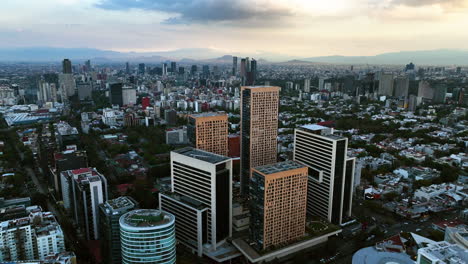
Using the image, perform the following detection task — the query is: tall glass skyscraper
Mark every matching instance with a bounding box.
[120,209,176,264]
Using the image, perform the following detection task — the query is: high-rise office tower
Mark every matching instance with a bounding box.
[125,62,130,74]
[293,124,355,225]
[0,207,65,262]
[378,73,394,96]
[188,112,228,156]
[60,167,108,240]
[160,148,232,256]
[85,60,91,72]
[202,65,210,77]
[170,62,177,73]
[122,85,137,106]
[62,59,72,74]
[432,84,447,104]
[162,63,168,76]
[249,161,308,251]
[240,58,247,78]
[138,63,145,75]
[240,86,280,195]
[110,83,123,106]
[418,80,434,100]
[191,65,197,75]
[99,196,138,264]
[394,76,409,99]
[232,56,238,76]
[120,209,176,264]
[178,67,185,75]
[58,73,76,97]
[304,79,311,93]
[246,59,257,85]
[37,80,58,103]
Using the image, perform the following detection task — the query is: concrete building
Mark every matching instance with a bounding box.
[99,196,138,264]
[110,83,123,106]
[37,81,58,104]
[418,81,434,100]
[60,168,108,240]
[51,148,88,197]
[433,84,447,104]
[293,124,356,225]
[122,86,137,106]
[378,73,394,97]
[120,209,176,264]
[188,112,228,156]
[62,59,72,74]
[165,127,188,145]
[77,83,92,101]
[0,207,65,262]
[58,73,76,97]
[0,86,17,106]
[250,161,308,250]
[417,241,467,264]
[304,79,311,93]
[159,148,232,257]
[394,76,409,99]
[240,86,280,195]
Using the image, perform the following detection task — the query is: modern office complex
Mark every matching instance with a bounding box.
[60,167,108,240]
[120,209,176,264]
[188,112,228,156]
[99,196,138,264]
[110,83,123,106]
[378,73,394,96]
[293,124,356,225]
[160,147,232,256]
[240,86,280,195]
[250,161,308,250]
[0,207,65,261]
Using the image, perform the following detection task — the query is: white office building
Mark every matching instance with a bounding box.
[417,241,467,264]
[159,147,232,257]
[60,168,108,240]
[293,124,356,225]
[122,86,137,106]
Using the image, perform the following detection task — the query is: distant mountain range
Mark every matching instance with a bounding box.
[0,47,467,65]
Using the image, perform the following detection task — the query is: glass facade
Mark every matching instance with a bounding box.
[120,210,176,264]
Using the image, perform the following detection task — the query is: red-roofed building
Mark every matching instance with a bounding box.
[432,220,465,232]
[375,234,406,253]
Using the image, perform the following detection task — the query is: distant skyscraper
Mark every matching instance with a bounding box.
[62,59,72,74]
[188,112,228,156]
[58,73,76,97]
[160,148,232,256]
[122,85,137,106]
[110,83,123,106]
[202,65,210,77]
[249,161,308,250]
[85,60,91,72]
[191,65,197,75]
[432,84,447,104]
[240,86,280,195]
[232,56,238,76]
[240,58,247,78]
[178,66,185,75]
[99,196,138,264]
[405,62,415,72]
[170,61,177,73]
[162,63,168,76]
[319,78,325,90]
[246,59,257,85]
[378,73,394,96]
[37,80,58,103]
[394,76,409,98]
[138,63,145,75]
[120,209,176,264]
[125,62,130,74]
[293,125,355,225]
[304,79,311,93]
[418,80,434,100]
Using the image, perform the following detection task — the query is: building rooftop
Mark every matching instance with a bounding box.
[173,147,230,164]
[301,124,328,131]
[102,196,137,214]
[120,209,174,229]
[254,161,306,175]
[190,112,227,118]
[419,241,468,263]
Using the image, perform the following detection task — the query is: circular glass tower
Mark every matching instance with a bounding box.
[120,209,176,264]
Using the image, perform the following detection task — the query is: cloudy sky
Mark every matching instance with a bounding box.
[1,0,467,57]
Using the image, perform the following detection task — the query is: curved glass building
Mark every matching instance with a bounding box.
[120,209,176,264]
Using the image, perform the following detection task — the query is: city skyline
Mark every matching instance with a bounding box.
[1,0,468,58]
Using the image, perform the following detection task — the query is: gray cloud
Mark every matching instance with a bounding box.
[95,0,293,24]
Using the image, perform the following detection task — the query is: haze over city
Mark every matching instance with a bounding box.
[1,0,468,58]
